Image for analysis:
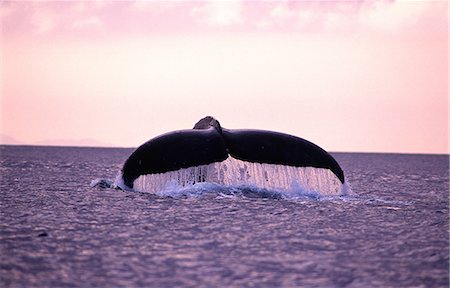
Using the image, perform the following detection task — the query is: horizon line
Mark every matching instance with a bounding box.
[1,143,448,157]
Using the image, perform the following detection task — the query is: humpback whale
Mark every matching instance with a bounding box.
[115,116,346,195]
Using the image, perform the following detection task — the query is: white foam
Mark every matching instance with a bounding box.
[112,172,131,191]
[90,178,113,189]
[125,156,346,196]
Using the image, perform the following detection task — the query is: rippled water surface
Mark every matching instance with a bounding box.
[1,146,448,287]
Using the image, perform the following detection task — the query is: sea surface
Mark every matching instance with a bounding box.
[0,145,448,287]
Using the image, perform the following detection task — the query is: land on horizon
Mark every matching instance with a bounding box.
[0,134,448,156]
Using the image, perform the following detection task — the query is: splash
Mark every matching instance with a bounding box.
[124,156,348,197]
[154,180,350,201]
[90,178,113,189]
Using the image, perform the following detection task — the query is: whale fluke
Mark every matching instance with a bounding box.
[115,116,345,195]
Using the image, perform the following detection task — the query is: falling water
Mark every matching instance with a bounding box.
[130,156,346,196]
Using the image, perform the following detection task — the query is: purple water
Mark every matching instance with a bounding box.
[0,145,448,287]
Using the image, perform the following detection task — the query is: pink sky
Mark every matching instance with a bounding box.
[1,0,448,154]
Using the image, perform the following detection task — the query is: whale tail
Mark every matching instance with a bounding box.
[117,116,346,195]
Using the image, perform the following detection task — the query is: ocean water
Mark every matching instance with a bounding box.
[0,145,448,287]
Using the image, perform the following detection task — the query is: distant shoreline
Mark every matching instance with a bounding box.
[0,144,448,157]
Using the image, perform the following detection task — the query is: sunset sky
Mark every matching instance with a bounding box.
[1,0,448,154]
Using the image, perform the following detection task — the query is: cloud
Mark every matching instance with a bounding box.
[71,16,103,31]
[0,3,15,19]
[1,0,442,38]
[361,0,433,32]
[191,1,244,27]
[270,4,296,21]
[30,8,57,34]
[251,0,439,33]
[129,0,178,14]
